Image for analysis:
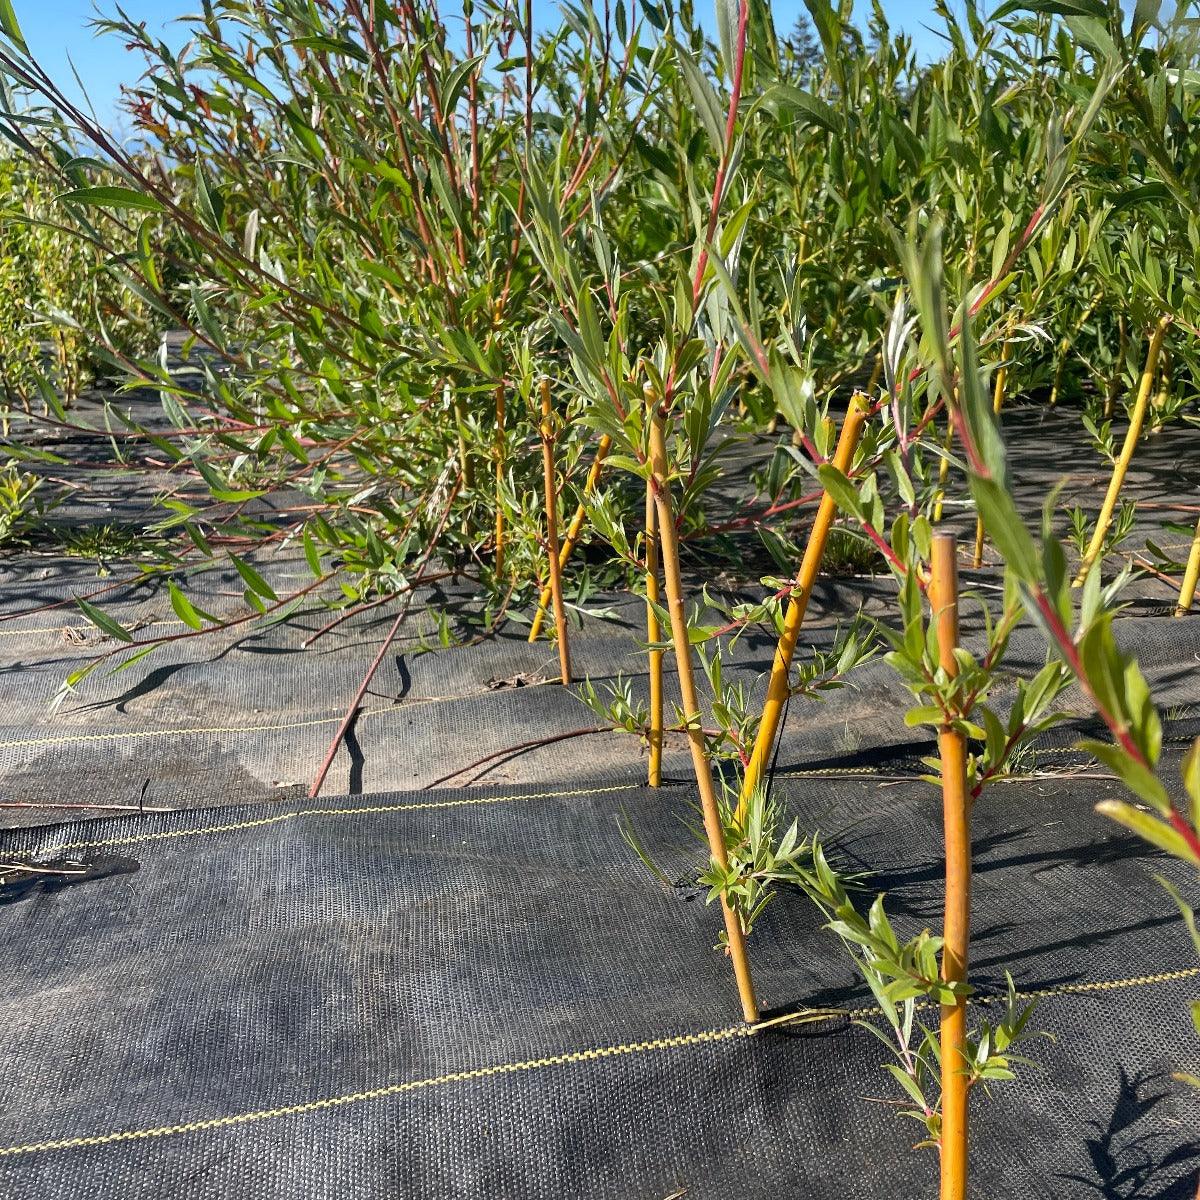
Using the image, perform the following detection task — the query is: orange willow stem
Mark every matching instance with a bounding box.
[528,435,613,642]
[645,474,664,787]
[735,395,869,824]
[649,407,758,1023]
[1176,516,1200,618]
[494,382,506,577]
[972,347,1009,568]
[931,532,970,1200]
[539,378,571,685]
[1075,315,1171,587]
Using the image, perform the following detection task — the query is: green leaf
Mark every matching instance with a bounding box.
[1156,875,1200,957]
[136,216,161,292]
[0,0,27,52]
[991,0,1107,18]
[675,42,726,151]
[1080,741,1172,813]
[1095,799,1200,865]
[766,82,843,134]
[77,598,133,643]
[969,477,1039,582]
[168,581,206,631]
[816,464,866,522]
[110,643,163,675]
[230,555,278,601]
[1063,15,1118,61]
[883,1063,929,1109]
[303,528,322,578]
[58,187,165,213]
[1183,738,1200,820]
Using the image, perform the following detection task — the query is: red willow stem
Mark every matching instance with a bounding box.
[690,0,749,306]
[84,571,335,668]
[308,474,462,798]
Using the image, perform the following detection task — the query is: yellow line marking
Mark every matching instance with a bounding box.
[0,1024,752,1159]
[0,712,353,750]
[0,965,1194,1160]
[0,679,557,751]
[764,965,1200,1031]
[43,782,642,854]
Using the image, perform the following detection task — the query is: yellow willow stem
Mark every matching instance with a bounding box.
[973,347,1009,568]
[1074,315,1171,588]
[1151,353,1170,434]
[933,421,954,523]
[539,378,571,685]
[1176,516,1200,618]
[645,475,664,787]
[494,383,506,577]
[931,531,970,1200]
[528,435,613,642]
[736,395,869,824]
[649,407,758,1023]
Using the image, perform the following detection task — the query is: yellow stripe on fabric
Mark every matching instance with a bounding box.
[0,964,1195,1160]
[0,1023,753,1159]
[45,782,642,854]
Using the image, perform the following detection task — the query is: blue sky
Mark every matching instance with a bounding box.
[13,1,956,130]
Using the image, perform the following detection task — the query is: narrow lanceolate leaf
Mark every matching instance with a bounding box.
[230,555,278,601]
[0,0,28,52]
[816,464,866,522]
[167,580,216,630]
[675,42,726,151]
[1181,737,1200,836]
[991,0,1107,18]
[1080,741,1172,813]
[1095,799,1200,866]
[766,83,842,134]
[58,187,166,212]
[303,528,322,578]
[969,477,1039,584]
[77,599,134,643]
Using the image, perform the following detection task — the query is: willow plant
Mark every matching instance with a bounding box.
[649,405,758,1022]
[929,532,970,1200]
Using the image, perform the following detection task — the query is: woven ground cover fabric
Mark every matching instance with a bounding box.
[1,750,1198,1198]
[0,587,1196,826]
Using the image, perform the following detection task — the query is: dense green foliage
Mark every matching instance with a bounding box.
[0,0,1193,621]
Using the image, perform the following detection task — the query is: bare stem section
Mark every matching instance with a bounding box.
[649,407,758,1023]
[645,473,664,788]
[528,436,612,642]
[1074,315,1171,587]
[736,394,869,822]
[931,532,970,1200]
[539,378,571,685]
[1176,515,1200,617]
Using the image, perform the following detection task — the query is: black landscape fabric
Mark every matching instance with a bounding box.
[2,727,1200,1197]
